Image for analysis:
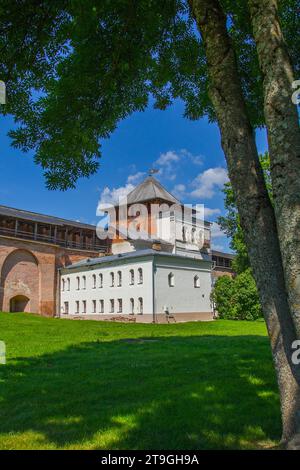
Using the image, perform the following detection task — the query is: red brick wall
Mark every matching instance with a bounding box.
[212,268,235,279]
[1,249,39,313]
[0,236,100,316]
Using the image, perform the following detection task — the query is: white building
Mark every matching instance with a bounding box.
[60,249,212,322]
[60,176,214,322]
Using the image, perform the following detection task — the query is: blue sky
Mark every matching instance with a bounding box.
[0,99,268,252]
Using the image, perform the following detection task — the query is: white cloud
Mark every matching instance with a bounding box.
[211,222,227,239]
[204,207,221,218]
[156,151,180,166]
[191,167,228,199]
[97,183,135,213]
[127,171,145,184]
[155,151,180,181]
[155,149,204,182]
[180,148,203,166]
[172,183,186,199]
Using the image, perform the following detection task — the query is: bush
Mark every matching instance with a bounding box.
[211,268,263,320]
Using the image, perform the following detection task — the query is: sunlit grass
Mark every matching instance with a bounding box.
[0,313,280,449]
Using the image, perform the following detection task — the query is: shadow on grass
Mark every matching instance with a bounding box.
[0,334,281,449]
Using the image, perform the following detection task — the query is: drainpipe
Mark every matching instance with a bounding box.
[57,268,61,318]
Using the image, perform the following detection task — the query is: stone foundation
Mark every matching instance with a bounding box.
[59,312,214,323]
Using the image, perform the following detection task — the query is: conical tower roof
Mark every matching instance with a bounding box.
[126,176,180,205]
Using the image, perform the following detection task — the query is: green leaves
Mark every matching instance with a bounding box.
[212,269,263,320]
[0,0,298,189]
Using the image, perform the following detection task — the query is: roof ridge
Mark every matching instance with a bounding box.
[151,176,179,202]
[0,204,96,229]
[125,175,180,205]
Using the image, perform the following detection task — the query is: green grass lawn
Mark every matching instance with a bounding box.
[0,313,281,450]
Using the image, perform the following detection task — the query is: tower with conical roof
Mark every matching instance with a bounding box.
[108,175,211,260]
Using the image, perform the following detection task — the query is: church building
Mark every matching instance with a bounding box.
[60,176,214,322]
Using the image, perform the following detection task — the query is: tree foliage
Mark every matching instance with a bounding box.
[212,269,263,321]
[0,0,298,188]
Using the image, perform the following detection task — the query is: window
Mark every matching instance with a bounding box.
[182,226,187,242]
[62,279,65,292]
[82,300,86,314]
[117,271,122,287]
[191,227,196,243]
[67,278,70,291]
[138,268,143,284]
[110,272,115,287]
[194,275,200,288]
[99,273,103,288]
[99,299,104,313]
[64,301,69,314]
[110,299,114,313]
[117,299,123,313]
[138,297,143,314]
[76,276,80,290]
[75,301,79,314]
[82,276,86,290]
[130,298,134,315]
[92,300,96,313]
[168,272,175,287]
[92,274,96,289]
[129,269,134,285]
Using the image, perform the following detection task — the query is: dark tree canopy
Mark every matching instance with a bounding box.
[0,0,299,189]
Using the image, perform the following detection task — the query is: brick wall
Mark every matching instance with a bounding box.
[0,236,100,316]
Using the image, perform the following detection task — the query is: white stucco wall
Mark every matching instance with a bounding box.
[157,211,211,258]
[60,257,154,316]
[60,252,212,319]
[111,241,135,254]
[154,256,212,314]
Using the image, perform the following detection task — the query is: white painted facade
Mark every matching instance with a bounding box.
[154,255,212,315]
[156,208,211,260]
[60,250,212,321]
[61,255,153,316]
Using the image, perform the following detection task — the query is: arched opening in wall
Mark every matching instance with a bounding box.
[1,249,40,313]
[10,295,30,313]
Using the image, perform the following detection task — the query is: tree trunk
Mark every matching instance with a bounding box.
[248,0,300,339]
[189,0,300,445]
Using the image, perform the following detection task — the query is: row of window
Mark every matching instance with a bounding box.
[61,268,144,292]
[62,271,201,292]
[182,227,206,244]
[212,255,232,268]
[168,272,201,288]
[63,297,144,315]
